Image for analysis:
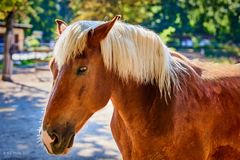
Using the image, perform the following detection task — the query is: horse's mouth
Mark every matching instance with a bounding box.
[50,134,75,155]
[42,132,75,155]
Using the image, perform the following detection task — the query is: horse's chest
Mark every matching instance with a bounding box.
[110,110,133,159]
[110,110,172,159]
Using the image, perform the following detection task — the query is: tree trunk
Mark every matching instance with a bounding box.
[2,11,14,81]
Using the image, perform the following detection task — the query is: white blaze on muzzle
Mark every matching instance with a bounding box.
[41,129,54,153]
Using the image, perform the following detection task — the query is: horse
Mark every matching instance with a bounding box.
[40,16,240,159]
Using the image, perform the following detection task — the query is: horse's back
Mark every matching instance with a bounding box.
[198,61,240,107]
[193,60,240,79]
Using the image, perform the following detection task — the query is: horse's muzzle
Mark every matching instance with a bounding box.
[41,126,75,155]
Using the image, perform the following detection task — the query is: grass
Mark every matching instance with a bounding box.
[0,55,52,69]
[42,55,52,62]
[16,59,36,66]
[205,56,237,64]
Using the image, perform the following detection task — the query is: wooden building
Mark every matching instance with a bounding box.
[0,22,32,53]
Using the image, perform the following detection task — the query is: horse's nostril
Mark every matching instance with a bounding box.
[51,132,59,144]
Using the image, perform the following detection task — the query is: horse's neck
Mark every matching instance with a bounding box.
[109,53,199,135]
[109,56,201,158]
[110,76,173,137]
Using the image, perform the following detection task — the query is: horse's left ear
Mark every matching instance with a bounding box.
[55,19,68,35]
[88,15,121,44]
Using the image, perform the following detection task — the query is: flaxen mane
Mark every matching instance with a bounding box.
[53,20,187,97]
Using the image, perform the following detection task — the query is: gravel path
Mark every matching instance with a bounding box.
[0,66,120,160]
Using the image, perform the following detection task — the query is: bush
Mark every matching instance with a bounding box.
[25,36,40,51]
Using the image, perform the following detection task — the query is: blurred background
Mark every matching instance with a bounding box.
[0,0,239,159]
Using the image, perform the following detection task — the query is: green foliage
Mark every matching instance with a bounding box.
[0,0,41,24]
[205,57,236,64]
[69,0,154,24]
[223,44,240,57]
[191,36,199,48]
[160,26,176,43]
[25,36,40,49]
[143,0,240,44]
[28,0,73,41]
[16,59,36,66]
[1,0,239,48]
[25,36,51,52]
[180,0,240,43]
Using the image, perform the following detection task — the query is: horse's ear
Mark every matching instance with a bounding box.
[55,19,68,35]
[88,15,121,44]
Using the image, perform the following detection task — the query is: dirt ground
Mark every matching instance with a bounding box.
[0,65,120,160]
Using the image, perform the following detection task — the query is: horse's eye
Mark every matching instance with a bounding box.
[76,66,87,75]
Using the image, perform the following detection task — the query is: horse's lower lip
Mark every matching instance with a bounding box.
[43,142,52,154]
[51,146,68,155]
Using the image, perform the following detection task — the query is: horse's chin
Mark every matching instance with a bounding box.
[60,147,71,155]
[44,144,73,155]
[46,147,71,155]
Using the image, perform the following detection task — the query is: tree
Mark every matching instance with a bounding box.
[0,0,38,81]
[58,0,73,22]
[69,0,154,24]
[28,0,72,42]
[181,0,240,43]
[143,0,240,44]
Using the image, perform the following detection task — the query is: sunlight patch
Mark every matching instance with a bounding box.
[0,107,16,113]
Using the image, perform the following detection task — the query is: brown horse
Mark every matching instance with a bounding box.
[40,16,240,159]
